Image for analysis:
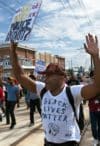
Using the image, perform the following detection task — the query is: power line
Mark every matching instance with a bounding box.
[77,0,94,27]
[15,0,23,5]
[0,0,16,13]
[59,0,81,30]
[0,1,16,15]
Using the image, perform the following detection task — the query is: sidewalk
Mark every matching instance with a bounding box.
[0,97,42,146]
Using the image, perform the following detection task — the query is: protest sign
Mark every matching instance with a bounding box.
[35,60,46,73]
[5,0,42,42]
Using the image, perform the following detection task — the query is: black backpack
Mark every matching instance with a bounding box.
[40,86,79,126]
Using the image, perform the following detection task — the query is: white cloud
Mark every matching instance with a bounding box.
[0,32,6,40]
[0,15,4,22]
[0,0,100,70]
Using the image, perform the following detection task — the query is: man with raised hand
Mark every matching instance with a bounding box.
[10,34,100,146]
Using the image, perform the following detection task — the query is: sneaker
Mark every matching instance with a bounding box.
[29,123,34,127]
[9,123,16,129]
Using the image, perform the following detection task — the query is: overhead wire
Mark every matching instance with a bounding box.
[59,0,92,69]
[0,0,84,62]
[77,0,94,29]
[15,0,23,5]
[0,0,16,13]
[60,0,81,29]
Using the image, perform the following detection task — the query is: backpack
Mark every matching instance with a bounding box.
[40,86,79,127]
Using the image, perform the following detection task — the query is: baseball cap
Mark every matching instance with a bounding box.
[38,63,66,76]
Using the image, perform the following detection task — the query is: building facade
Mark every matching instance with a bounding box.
[36,52,65,68]
[0,43,36,77]
[0,43,65,78]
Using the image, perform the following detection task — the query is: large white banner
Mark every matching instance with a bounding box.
[5,0,42,42]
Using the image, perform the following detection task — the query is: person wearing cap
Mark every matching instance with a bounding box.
[10,33,100,146]
[0,76,20,129]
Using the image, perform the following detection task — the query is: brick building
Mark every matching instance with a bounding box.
[0,43,65,78]
[0,43,36,77]
[36,52,65,68]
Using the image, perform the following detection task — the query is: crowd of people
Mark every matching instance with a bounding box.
[0,33,100,146]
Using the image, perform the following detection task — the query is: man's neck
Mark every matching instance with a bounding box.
[50,84,65,96]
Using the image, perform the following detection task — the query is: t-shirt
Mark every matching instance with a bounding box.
[28,92,39,100]
[4,83,19,101]
[88,97,100,112]
[0,87,4,101]
[36,82,83,143]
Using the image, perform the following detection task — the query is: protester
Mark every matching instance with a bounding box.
[88,70,100,146]
[28,74,41,126]
[10,33,100,146]
[13,79,23,108]
[0,77,20,129]
[23,87,30,109]
[67,73,80,85]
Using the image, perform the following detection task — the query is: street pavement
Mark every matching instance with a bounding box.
[80,102,93,146]
[17,102,94,146]
[80,124,93,146]
[0,97,42,146]
[0,99,94,146]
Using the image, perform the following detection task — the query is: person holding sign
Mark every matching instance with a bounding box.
[10,34,100,146]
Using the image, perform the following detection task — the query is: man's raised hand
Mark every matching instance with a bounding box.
[84,33,99,57]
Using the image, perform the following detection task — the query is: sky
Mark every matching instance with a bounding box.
[0,0,100,70]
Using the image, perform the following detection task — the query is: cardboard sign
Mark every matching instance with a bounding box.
[5,0,42,42]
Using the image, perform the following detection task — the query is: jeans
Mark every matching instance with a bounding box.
[44,139,79,146]
[6,101,16,124]
[30,98,41,123]
[0,101,5,113]
[90,111,100,140]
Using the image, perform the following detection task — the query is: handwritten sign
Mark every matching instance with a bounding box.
[5,0,42,42]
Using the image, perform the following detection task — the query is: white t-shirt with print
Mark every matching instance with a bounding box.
[36,82,83,143]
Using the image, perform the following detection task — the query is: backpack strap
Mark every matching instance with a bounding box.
[40,87,47,100]
[66,86,79,125]
[40,86,79,126]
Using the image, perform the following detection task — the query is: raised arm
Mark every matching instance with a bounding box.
[81,33,100,99]
[10,41,37,93]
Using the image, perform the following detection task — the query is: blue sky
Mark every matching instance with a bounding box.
[0,0,100,69]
